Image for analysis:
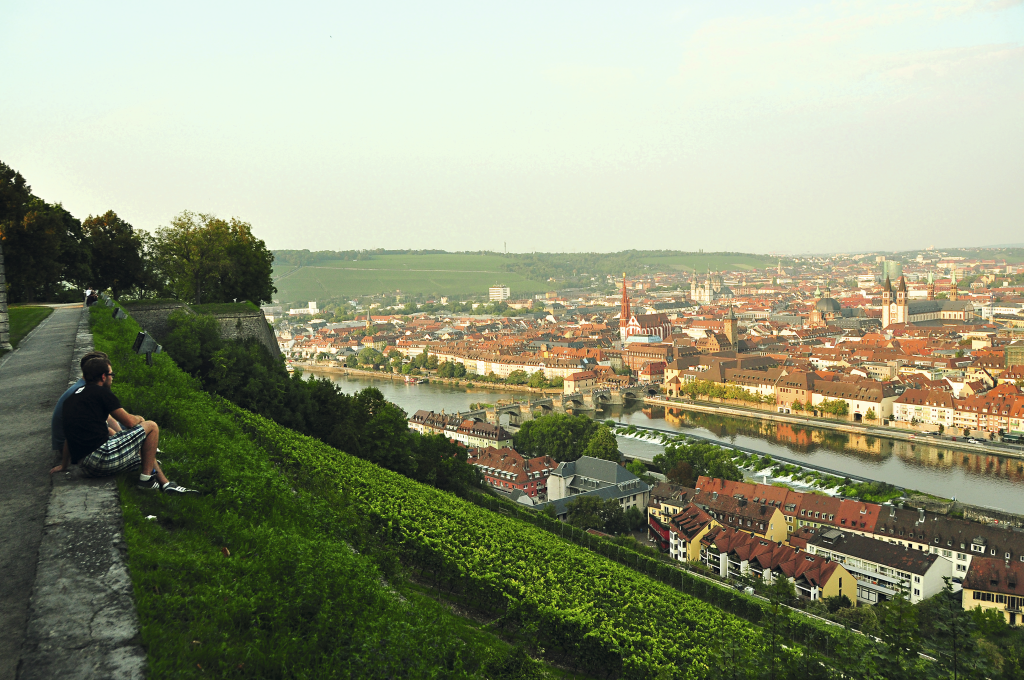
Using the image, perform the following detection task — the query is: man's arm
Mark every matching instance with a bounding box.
[50,442,70,474]
[111,408,144,430]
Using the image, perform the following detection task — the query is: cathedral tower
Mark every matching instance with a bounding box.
[927,272,935,301]
[949,269,959,301]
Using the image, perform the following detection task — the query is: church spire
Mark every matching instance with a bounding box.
[619,272,630,330]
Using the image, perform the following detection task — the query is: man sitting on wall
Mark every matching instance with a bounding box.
[51,351,122,462]
[53,356,194,492]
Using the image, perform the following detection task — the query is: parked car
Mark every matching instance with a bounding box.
[967,438,981,444]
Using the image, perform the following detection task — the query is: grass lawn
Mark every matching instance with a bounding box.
[4,305,54,352]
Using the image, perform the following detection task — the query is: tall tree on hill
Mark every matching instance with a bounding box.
[82,210,148,299]
[202,218,276,305]
[154,211,231,304]
[155,212,275,305]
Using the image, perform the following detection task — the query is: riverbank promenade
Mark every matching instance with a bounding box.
[0,304,144,679]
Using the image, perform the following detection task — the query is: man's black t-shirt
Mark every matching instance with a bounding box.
[62,384,121,463]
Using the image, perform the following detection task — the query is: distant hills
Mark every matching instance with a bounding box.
[270,249,781,305]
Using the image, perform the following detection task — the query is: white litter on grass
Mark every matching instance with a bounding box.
[145,515,157,521]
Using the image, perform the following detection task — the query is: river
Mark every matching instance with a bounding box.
[303,370,1024,514]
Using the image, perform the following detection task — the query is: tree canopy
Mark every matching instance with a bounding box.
[653,439,742,484]
[154,211,276,305]
[513,413,618,462]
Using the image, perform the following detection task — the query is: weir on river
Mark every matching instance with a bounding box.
[303,370,1024,514]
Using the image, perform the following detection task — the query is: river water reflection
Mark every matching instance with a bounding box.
[304,370,1024,513]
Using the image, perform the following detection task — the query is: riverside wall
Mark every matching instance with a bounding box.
[292,363,563,396]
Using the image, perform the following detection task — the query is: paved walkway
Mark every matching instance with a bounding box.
[0,305,145,679]
[0,306,80,678]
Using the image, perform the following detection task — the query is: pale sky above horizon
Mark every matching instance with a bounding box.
[2,1,1022,255]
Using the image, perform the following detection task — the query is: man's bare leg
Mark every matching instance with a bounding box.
[138,421,168,485]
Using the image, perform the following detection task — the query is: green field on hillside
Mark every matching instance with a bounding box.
[271,251,781,304]
[641,253,778,273]
[273,254,550,302]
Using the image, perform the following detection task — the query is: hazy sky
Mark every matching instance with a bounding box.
[2,1,1022,254]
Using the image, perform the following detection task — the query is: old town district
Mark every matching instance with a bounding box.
[275,257,1024,624]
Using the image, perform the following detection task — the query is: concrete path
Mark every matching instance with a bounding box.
[0,306,79,677]
[1,305,145,679]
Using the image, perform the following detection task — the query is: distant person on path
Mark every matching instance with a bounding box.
[85,290,98,307]
[51,351,122,457]
[52,357,194,492]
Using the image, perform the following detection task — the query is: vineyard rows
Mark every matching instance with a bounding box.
[228,403,868,679]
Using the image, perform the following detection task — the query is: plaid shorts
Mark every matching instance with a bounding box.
[79,424,147,477]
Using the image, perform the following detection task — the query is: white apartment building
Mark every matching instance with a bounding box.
[489,285,511,302]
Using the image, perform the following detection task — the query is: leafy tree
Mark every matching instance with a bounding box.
[600,498,627,535]
[162,310,223,376]
[822,594,852,614]
[1,187,91,302]
[656,440,741,484]
[527,371,547,388]
[358,347,385,367]
[624,505,646,532]
[548,376,563,388]
[514,413,599,462]
[761,576,796,680]
[583,424,621,462]
[506,369,529,385]
[566,495,603,530]
[154,211,230,304]
[345,354,359,368]
[667,460,695,487]
[865,408,877,422]
[929,578,989,680]
[82,210,148,299]
[625,459,647,478]
[874,582,925,680]
[205,217,277,304]
[154,211,276,305]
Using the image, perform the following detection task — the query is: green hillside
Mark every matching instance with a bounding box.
[270,250,781,304]
[273,253,549,302]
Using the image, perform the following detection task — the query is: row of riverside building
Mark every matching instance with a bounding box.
[648,476,1024,623]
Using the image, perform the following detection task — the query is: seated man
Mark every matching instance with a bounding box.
[54,356,193,492]
[52,351,122,460]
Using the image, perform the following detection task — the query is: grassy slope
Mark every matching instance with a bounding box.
[7,305,54,349]
[271,252,780,303]
[91,305,576,679]
[274,253,549,301]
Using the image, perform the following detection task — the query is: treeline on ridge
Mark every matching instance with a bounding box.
[0,160,275,305]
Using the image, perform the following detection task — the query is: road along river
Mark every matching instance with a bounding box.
[302,370,1024,514]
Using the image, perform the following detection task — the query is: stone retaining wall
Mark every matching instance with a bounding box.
[124,301,279,357]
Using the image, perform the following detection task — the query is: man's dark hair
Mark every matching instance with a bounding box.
[83,357,111,383]
[79,351,109,375]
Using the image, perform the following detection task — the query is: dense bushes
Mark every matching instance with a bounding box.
[162,311,482,496]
